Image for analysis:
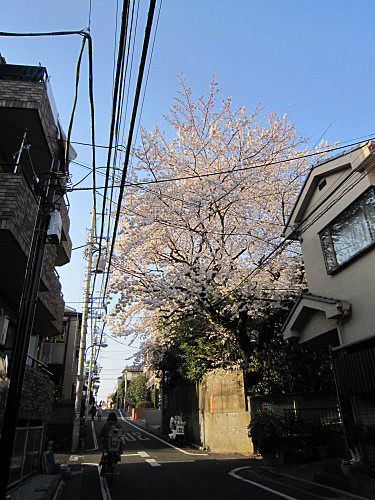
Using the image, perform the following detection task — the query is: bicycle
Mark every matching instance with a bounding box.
[99,427,123,485]
[100,450,120,485]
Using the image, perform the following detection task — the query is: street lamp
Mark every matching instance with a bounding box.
[86,342,108,352]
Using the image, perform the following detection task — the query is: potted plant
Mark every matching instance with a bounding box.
[248,409,285,465]
[313,424,330,459]
[341,447,371,477]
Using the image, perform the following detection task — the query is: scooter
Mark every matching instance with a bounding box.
[168,415,186,445]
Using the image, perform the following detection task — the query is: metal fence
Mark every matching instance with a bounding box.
[283,407,342,428]
[9,424,44,487]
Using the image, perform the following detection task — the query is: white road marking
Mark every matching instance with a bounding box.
[138,451,150,458]
[158,460,195,464]
[229,467,298,500]
[118,411,206,456]
[146,458,161,467]
[97,465,112,500]
[91,420,99,450]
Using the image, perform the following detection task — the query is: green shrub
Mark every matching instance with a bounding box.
[248,409,286,455]
[136,400,154,408]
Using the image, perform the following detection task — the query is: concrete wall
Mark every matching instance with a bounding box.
[168,369,251,454]
[145,408,161,426]
[198,370,251,453]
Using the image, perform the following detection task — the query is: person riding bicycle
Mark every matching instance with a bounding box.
[99,412,124,466]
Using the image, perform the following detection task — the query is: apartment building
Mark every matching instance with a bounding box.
[0,60,75,486]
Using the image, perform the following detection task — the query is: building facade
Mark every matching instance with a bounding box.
[282,140,375,464]
[0,61,74,485]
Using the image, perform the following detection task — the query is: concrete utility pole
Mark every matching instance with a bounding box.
[124,369,128,411]
[71,208,95,452]
[85,314,97,417]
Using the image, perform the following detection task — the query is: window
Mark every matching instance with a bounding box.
[320,188,375,272]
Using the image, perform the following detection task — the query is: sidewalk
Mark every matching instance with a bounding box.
[6,453,71,500]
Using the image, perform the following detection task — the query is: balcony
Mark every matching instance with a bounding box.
[55,199,72,267]
[0,173,38,305]
[0,64,62,180]
[0,64,73,338]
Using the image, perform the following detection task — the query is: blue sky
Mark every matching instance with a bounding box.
[1,1,375,400]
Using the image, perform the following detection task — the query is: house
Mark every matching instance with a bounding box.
[121,364,143,409]
[282,140,375,464]
[143,350,160,407]
[40,307,82,450]
[0,60,74,486]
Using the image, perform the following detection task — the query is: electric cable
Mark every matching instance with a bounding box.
[70,138,372,191]
[97,0,131,267]
[103,0,157,302]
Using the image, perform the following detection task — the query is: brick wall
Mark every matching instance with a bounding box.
[19,365,54,421]
[0,173,38,255]
[0,80,59,157]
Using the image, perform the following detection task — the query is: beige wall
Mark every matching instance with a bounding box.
[168,369,251,454]
[198,369,251,453]
[300,173,375,346]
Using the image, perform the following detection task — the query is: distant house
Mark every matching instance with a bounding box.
[282,140,375,464]
[121,364,143,408]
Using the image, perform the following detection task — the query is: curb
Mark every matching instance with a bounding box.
[43,475,62,500]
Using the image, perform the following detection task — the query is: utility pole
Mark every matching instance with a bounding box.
[0,159,58,498]
[71,208,95,452]
[124,368,128,411]
[85,314,97,417]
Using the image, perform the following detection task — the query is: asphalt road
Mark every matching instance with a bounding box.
[60,410,342,500]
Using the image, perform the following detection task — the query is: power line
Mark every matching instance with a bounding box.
[104,0,157,301]
[70,138,375,192]
[97,0,131,262]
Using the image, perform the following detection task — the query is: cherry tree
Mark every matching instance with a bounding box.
[108,76,326,367]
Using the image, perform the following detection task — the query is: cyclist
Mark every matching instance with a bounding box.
[99,412,124,473]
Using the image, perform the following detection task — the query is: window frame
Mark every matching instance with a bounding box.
[319,187,375,273]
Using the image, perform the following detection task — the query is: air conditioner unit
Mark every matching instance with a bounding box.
[47,210,62,244]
